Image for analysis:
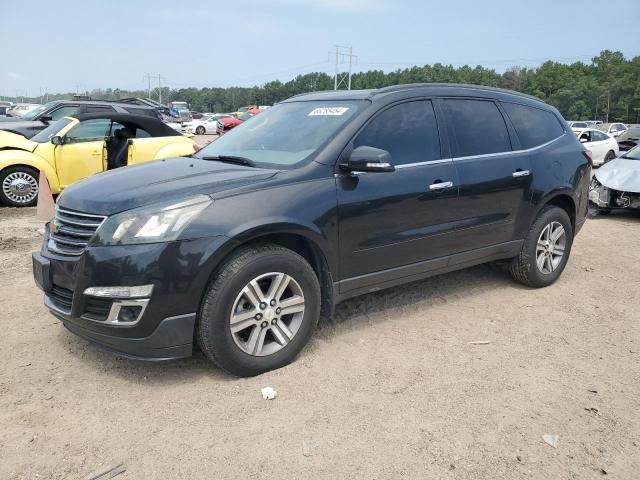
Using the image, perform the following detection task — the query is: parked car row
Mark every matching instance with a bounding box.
[0,100,161,138]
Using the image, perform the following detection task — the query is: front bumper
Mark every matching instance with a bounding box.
[32,234,231,360]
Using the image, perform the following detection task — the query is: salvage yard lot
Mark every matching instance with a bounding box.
[1,206,639,479]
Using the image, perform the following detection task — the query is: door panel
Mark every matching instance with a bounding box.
[337,162,459,281]
[447,152,532,252]
[54,141,106,187]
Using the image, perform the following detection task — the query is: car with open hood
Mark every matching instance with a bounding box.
[32,84,589,377]
[0,113,196,206]
[589,144,640,214]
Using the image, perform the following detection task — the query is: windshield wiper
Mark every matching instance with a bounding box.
[201,155,256,167]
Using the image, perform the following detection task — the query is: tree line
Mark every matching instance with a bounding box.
[23,50,640,123]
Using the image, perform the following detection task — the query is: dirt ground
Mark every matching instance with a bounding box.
[1,206,638,480]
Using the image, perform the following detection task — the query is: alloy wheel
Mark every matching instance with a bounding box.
[2,171,38,204]
[536,221,566,274]
[229,272,305,356]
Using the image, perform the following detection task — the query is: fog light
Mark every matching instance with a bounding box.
[84,285,154,298]
[117,305,143,323]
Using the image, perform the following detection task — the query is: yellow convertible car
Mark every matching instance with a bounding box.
[0,113,197,206]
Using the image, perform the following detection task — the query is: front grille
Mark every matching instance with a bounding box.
[47,208,106,256]
[49,285,73,313]
[83,297,112,321]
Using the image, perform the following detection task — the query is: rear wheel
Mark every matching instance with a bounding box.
[197,244,321,377]
[509,205,573,287]
[195,126,205,135]
[0,166,39,207]
[604,150,616,163]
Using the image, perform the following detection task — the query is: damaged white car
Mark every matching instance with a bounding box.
[589,145,640,214]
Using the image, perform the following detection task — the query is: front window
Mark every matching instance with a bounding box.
[194,100,364,168]
[20,104,48,120]
[65,119,111,143]
[30,118,73,143]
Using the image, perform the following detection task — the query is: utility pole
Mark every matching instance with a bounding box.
[329,45,357,90]
[143,74,152,99]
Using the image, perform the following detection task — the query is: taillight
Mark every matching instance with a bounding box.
[192,143,202,152]
[582,150,593,163]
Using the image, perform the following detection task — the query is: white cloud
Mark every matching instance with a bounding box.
[7,71,21,80]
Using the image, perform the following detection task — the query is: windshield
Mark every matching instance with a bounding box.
[194,100,364,168]
[19,104,49,120]
[31,118,73,143]
[622,145,640,160]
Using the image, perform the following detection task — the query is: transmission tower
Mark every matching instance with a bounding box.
[329,46,357,90]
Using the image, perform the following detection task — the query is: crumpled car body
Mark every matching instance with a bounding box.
[589,146,640,211]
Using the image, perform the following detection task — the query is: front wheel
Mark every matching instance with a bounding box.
[0,166,39,207]
[509,205,573,288]
[195,126,205,135]
[197,244,321,377]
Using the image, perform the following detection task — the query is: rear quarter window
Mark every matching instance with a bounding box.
[502,102,564,149]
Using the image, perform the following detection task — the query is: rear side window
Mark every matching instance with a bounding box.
[502,102,564,149]
[86,105,115,113]
[354,100,441,166]
[444,99,511,157]
[124,107,156,118]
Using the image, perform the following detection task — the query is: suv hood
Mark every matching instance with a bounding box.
[58,156,279,216]
[0,130,37,152]
[595,157,640,193]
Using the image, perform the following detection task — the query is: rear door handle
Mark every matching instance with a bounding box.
[512,170,530,178]
[429,181,453,191]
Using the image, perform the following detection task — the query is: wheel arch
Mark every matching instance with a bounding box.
[206,225,336,319]
[0,157,61,194]
[538,192,577,234]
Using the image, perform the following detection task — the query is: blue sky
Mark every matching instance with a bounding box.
[2,0,639,97]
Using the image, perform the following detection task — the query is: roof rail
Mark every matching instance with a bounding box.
[371,82,542,102]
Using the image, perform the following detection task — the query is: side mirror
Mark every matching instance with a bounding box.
[39,114,53,123]
[51,136,63,145]
[340,146,395,173]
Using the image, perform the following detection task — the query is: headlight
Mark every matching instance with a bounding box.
[92,195,212,246]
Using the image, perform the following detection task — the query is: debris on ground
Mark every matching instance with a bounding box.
[584,407,600,415]
[542,434,559,448]
[467,341,491,345]
[302,440,311,457]
[261,387,277,400]
[82,463,126,480]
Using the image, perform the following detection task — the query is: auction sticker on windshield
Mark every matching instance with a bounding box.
[308,107,349,116]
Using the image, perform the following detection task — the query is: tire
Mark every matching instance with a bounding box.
[197,243,321,377]
[0,166,39,207]
[604,150,616,163]
[508,205,573,288]
[195,126,205,135]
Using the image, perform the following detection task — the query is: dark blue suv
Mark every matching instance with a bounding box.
[32,84,590,376]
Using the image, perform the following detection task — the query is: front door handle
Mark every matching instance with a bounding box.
[429,181,453,191]
[512,170,531,178]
